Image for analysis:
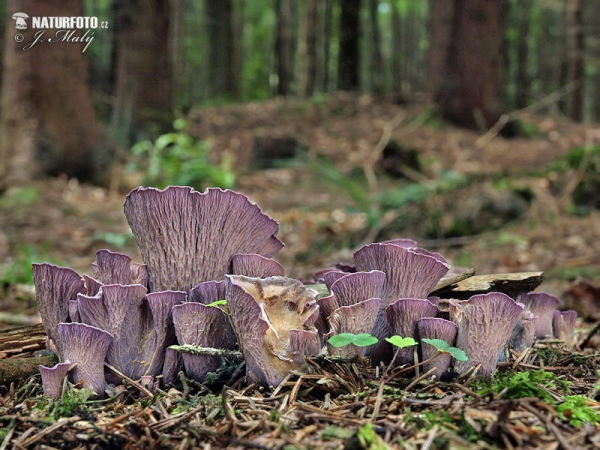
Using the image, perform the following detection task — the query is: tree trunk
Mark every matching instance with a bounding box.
[515,0,532,109]
[205,0,237,101]
[304,0,318,97]
[0,0,108,189]
[566,0,584,121]
[338,0,361,91]
[111,0,172,146]
[390,0,402,96]
[428,0,507,129]
[275,0,294,96]
[368,0,384,95]
[321,0,333,92]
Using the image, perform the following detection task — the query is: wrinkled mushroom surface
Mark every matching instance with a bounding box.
[518,292,559,338]
[417,317,458,380]
[40,361,71,400]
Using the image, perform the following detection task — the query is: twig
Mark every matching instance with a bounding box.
[422,425,439,450]
[17,415,81,447]
[104,363,154,398]
[169,344,243,359]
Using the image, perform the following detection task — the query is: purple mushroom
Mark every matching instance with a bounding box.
[226,275,321,387]
[188,280,226,304]
[553,310,578,348]
[162,348,184,385]
[172,302,237,382]
[231,253,285,278]
[92,249,148,287]
[518,292,560,338]
[124,186,284,291]
[39,361,71,399]
[57,323,113,397]
[449,292,524,378]
[508,310,537,353]
[32,263,85,357]
[386,298,438,366]
[417,317,458,380]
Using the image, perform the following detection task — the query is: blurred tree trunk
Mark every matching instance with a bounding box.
[321,0,333,92]
[111,0,173,145]
[428,0,507,129]
[0,0,107,189]
[515,0,532,109]
[368,0,384,95]
[205,0,238,100]
[566,0,584,121]
[338,0,361,91]
[390,0,402,97]
[304,0,318,97]
[537,4,563,112]
[275,0,293,96]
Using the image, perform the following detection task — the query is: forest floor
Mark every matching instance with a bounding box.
[0,93,599,448]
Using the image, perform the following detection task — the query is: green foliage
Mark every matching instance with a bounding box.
[421,338,468,362]
[0,245,61,286]
[0,186,39,209]
[89,231,135,249]
[328,333,378,348]
[476,370,570,403]
[385,336,417,349]
[557,395,600,427]
[130,119,236,190]
[38,388,95,421]
[356,422,390,450]
[206,299,227,307]
[321,426,355,440]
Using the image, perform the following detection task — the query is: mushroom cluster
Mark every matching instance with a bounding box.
[32,186,578,397]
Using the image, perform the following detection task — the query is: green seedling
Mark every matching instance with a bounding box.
[327,332,378,348]
[206,299,227,307]
[385,336,417,349]
[421,338,468,362]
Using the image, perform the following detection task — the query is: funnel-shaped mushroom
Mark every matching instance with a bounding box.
[188,280,226,304]
[450,292,523,378]
[508,310,537,353]
[77,284,184,379]
[162,348,183,385]
[386,298,438,366]
[231,253,285,278]
[172,302,236,382]
[124,186,284,291]
[57,323,113,397]
[33,263,85,357]
[382,238,418,248]
[317,270,385,318]
[553,310,577,347]
[226,275,320,387]
[518,292,559,338]
[325,298,381,357]
[417,318,458,380]
[92,249,148,287]
[39,361,71,399]
[353,243,449,304]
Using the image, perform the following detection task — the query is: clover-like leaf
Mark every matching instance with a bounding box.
[206,299,227,307]
[422,338,468,362]
[446,347,468,362]
[328,332,378,348]
[385,335,417,349]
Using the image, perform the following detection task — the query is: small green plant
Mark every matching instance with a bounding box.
[90,231,135,249]
[206,299,227,308]
[476,370,570,403]
[557,395,600,427]
[328,332,378,348]
[130,119,236,190]
[0,244,61,286]
[385,336,417,349]
[421,338,468,362]
[356,422,390,450]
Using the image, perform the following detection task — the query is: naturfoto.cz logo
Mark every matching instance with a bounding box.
[12,12,108,53]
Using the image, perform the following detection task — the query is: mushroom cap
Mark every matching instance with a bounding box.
[518,292,560,338]
[188,280,226,304]
[32,263,85,358]
[57,323,113,398]
[231,253,285,278]
[417,317,458,379]
[172,302,236,382]
[162,348,183,386]
[226,275,320,387]
[39,361,71,400]
[92,249,148,287]
[329,270,385,307]
[124,186,284,291]
[450,292,524,378]
[553,310,577,347]
[508,309,537,353]
[353,243,450,304]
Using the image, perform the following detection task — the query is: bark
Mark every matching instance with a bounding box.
[275,0,294,96]
[111,0,173,145]
[205,0,237,100]
[390,0,402,96]
[515,0,532,109]
[321,0,333,92]
[304,0,318,97]
[338,0,361,91]
[566,0,584,121]
[0,0,108,189]
[428,0,507,129]
[368,0,384,95]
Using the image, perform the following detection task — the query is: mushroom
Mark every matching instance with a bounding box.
[32,263,85,357]
[508,310,537,353]
[553,310,578,348]
[449,292,524,378]
[39,361,71,400]
[226,275,320,387]
[386,298,438,366]
[172,302,237,382]
[188,280,226,304]
[124,186,284,291]
[11,12,28,30]
[57,323,113,398]
[417,317,458,380]
[162,348,184,386]
[92,249,148,287]
[231,253,285,278]
[518,292,560,338]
